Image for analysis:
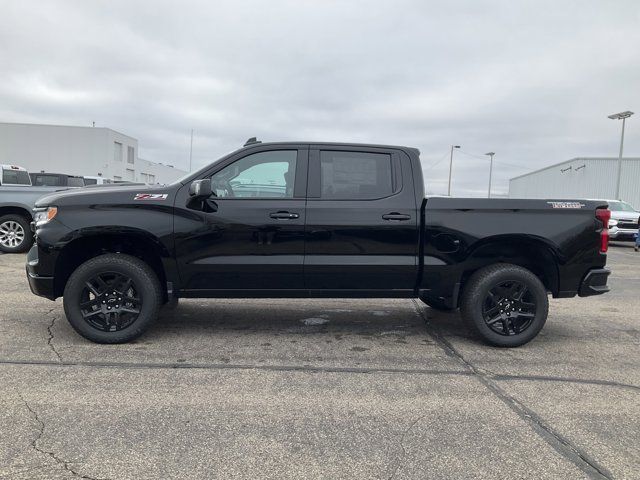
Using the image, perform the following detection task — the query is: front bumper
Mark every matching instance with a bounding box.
[26,244,55,300]
[578,268,610,297]
[609,227,638,241]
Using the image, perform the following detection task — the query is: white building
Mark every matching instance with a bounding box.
[509,157,640,209]
[0,122,187,184]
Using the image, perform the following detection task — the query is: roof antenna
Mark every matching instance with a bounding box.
[244,137,261,147]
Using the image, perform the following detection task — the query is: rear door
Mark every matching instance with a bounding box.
[304,146,418,294]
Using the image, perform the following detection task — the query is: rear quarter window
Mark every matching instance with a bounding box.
[2,169,31,185]
[67,177,86,187]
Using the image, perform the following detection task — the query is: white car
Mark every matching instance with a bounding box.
[83,175,113,186]
[603,200,639,241]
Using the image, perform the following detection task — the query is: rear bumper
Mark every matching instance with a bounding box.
[578,268,610,297]
[26,245,55,300]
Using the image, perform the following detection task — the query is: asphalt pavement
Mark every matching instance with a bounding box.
[0,244,638,479]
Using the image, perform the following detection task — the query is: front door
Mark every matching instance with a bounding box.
[304,146,418,293]
[174,147,308,293]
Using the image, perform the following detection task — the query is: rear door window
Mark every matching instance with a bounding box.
[32,174,62,186]
[67,177,86,187]
[319,151,396,199]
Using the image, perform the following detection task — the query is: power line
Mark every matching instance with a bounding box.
[422,150,451,169]
[494,160,530,170]
[458,149,487,160]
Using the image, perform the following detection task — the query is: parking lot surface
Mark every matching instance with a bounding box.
[1,245,639,479]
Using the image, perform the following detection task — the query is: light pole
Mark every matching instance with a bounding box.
[447,145,460,196]
[485,152,495,198]
[608,111,633,199]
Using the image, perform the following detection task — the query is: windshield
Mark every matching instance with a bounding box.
[2,169,31,185]
[172,147,243,185]
[608,201,637,212]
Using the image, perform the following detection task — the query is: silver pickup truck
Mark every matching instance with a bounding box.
[0,185,72,253]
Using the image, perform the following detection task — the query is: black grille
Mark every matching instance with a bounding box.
[618,221,639,229]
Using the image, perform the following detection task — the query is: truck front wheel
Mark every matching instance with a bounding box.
[63,254,162,343]
[460,263,548,347]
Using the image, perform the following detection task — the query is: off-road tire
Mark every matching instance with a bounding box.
[63,254,162,343]
[460,263,549,347]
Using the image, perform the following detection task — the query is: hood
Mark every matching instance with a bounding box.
[35,183,173,207]
[610,210,640,221]
[0,185,73,194]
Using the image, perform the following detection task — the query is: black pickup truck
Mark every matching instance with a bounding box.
[26,139,611,347]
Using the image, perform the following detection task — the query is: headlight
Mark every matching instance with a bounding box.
[608,219,618,227]
[33,207,58,226]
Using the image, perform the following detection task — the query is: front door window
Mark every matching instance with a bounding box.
[210,150,297,198]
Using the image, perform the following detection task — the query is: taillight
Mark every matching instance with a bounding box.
[596,208,611,253]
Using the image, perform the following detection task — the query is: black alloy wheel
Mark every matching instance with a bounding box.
[63,253,162,343]
[481,280,536,336]
[80,272,142,332]
[460,263,549,347]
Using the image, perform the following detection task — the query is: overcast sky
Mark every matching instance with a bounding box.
[1,0,638,195]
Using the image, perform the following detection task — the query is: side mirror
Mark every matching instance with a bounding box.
[189,179,212,199]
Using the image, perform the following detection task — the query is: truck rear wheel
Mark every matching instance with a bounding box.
[0,214,33,253]
[63,254,162,343]
[460,263,548,347]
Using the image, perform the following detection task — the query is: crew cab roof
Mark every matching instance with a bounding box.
[243,140,419,153]
[1,164,28,171]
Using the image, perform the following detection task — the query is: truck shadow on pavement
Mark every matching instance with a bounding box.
[150,299,475,344]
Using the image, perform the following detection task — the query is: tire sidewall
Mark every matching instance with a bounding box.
[63,254,161,343]
[464,265,549,347]
[0,214,33,253]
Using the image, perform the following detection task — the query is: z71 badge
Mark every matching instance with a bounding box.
[134,193,168,201]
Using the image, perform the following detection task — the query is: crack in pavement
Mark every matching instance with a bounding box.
[0,358,467,376]
[387,413,427,480]
[46,314,63,363]
[0,357,637,392]
[491,373,640,392]
[18,393,110,480]
[412,300,614,480]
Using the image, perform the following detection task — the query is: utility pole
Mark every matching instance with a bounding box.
[608,111,633,199]
[447,145,460,196]
[189,129,194,172]
[485,152,495,198]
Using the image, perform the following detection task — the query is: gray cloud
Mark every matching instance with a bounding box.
[1,0,638,195]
